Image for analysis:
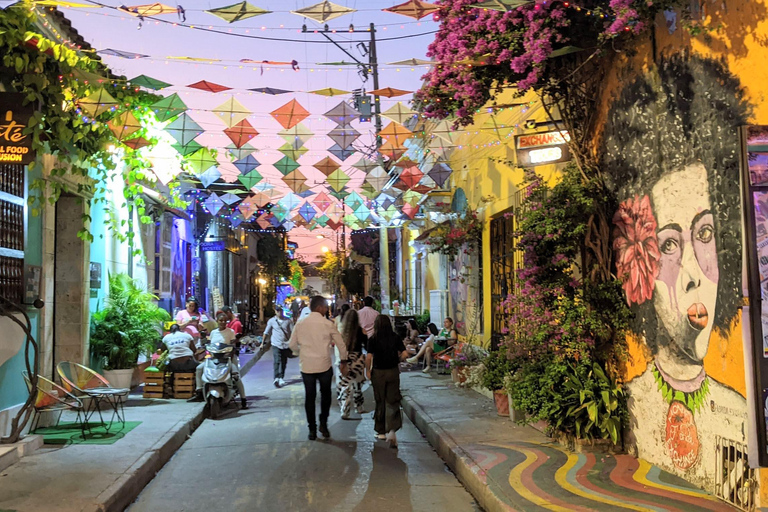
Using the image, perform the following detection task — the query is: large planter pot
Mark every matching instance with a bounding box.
[451,367,468,384]
[508,393,525,422]
[102,369,134,391]
[493,390,509,416]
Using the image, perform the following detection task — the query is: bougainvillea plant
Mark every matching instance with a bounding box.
[416,0,687,126]
[424,209,483,261]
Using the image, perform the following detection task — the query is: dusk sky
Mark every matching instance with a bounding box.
[51,0,437,260]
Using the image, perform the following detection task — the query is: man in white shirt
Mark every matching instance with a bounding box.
[298,305,311,322]
[264,306,293,388]
[357,296,380,338]
[289,296,348,440]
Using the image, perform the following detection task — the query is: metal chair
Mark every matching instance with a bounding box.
[56,362,129,432]
[22,371,87,435]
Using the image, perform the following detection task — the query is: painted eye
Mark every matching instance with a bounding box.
[697,224,714,243]
[660,237,679,255]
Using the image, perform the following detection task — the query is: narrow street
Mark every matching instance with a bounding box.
[128,354,479,512]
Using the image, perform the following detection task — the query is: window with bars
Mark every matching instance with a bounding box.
[489,188,528,349]
[0,164,25,304]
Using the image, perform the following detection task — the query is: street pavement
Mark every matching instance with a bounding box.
[128,351,480,512]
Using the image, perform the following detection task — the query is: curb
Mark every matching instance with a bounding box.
[402,394,518,512]
[89,356,263,512]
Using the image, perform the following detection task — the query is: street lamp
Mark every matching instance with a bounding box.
[321,246,329,253]
[258,278,266,285]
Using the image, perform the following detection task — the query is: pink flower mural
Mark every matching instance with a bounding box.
[612,195,661,306]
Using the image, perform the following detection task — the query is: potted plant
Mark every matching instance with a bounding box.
[481,350,516,416]
[90,273,170,390]
[504,373,525,422]
[448,344,487,383]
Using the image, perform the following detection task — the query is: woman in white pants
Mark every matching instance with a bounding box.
[337,309,368,419]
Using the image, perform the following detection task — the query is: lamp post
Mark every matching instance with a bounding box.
[258,277,266,324]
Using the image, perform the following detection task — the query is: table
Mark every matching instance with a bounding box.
[82,386,130,432]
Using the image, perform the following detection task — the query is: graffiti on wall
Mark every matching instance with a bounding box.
[449,249,482,337]
[602,54,750,486]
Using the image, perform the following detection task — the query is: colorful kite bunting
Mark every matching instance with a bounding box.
[130,74,170,90]
[204,193,225,215]
[274,156,300,176]
[213,97,251,127]
[187,80,232,93]
[279,123,313,149]
[151,93,187,122]
[327,144,355,161]
[383,0,439,20]
[238,169,263,189]
[283,170,310,193]
[205,1,271,22]
[249,87,292,95]
[472,0,534,11]
[298,203,317,222]
[428,162,452,187]
[380,122,413,147]
[309,87,350,97]
[326,169,350,192]
[99,48,149,59]
[368,87,412,98]
[271,99,310,130]
[77,89,118,118]
[313,191,332,212]
[324,101,360,127]
[165,113,203,146]
[122,136,151,150]
[233,154,260,174]
[352,157,379,174]
[198,167,222,188]
[382,102,417,124]
[399,166,424,188]
[224,119,259,148]
[186,148,218,175]
[278,143,308,161]
[226,144,256,160]
[220,192,241,205]
[313,156,340,176]
[291,1,356,23]
[327,127,361,148]
[107,111,141,140]
[172,140,203,157]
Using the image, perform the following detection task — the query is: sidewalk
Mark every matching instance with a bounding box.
[399,371,737,512]
[0,353,256,512]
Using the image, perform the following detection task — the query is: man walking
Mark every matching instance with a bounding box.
[357,296,379,338]
[289,296,348,440]
[264,306,293,388]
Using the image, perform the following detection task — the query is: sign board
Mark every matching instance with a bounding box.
[200,240,226,252]
[515,131,571,166]
[0,93,35,165]
[90,261,102,289]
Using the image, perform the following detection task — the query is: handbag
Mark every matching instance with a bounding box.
[278,320,298,358]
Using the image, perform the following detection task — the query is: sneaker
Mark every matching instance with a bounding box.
[274,378,280,388]
[386,430,398,448]
[406,356,418,364]
[278,378,286,387]
[355,406,365,415]
[340,413,350,420]
[241,399,248,409]
[308,430,317,441]
[422,366,431,374]
[319,424,330,438]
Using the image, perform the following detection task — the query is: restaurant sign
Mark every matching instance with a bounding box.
[200,240,226,252]
[0,94,34,165]
[515,130,571,166]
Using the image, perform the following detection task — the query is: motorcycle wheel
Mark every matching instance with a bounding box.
[208,396,220,420]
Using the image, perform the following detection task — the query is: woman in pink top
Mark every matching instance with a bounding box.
[175,297,208,342]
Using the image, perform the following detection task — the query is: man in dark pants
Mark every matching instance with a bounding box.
[263,306,293,387]
[289,296,348,440]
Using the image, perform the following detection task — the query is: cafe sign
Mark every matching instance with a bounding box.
[515,130,571,166]
[0,93,34,165]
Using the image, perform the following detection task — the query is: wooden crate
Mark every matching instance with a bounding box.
[143,370,166,399]
[173,373,195,399]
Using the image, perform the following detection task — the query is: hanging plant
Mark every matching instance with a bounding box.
[425,210,483,261]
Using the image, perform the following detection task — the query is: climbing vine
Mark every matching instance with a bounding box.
[0,3,186,247]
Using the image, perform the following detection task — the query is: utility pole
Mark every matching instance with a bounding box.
[369,22,382,144]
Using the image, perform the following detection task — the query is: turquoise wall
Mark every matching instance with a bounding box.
[0,165,44,412]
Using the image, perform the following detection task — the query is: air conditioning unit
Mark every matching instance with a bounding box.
[429,290,448,325]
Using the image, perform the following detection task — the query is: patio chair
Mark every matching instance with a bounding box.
[56,362,129,432]
[433,343,466,373]
[22,371,87,435]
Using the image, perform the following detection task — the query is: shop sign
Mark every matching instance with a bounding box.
[0,93,35,165]
[200,240,226,252]
[515,130,571,166]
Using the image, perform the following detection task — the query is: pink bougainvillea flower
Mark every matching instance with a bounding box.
[612,195,660,306]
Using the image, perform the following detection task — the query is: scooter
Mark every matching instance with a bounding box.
[201,342,241,419]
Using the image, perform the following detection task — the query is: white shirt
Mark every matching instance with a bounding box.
[298,306,311,321]
[209,327,237,346]
[163,331,194,359]
[357,306,379,338]
[264,316,293,349]
[289,312,348,374]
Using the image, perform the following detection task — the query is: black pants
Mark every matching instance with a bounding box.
[371,367,402,434]
[168,358,199,372]
[273,347,291,379]
[301,368,333,431]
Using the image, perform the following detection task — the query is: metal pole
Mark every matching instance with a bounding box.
[369,22,382,143]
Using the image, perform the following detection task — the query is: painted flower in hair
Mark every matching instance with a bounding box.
[612,195,660,306]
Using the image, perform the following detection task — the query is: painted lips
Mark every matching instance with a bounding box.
[687,303,708,330]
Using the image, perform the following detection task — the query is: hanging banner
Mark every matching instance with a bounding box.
[0,93,35,165]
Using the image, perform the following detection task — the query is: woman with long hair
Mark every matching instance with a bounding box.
[366,314,407,448]
[406,319,454,373]
[337,309,368,419]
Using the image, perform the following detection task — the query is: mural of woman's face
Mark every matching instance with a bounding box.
[651,163,718,365]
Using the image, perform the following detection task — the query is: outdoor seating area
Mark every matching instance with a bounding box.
[56,362,130,433]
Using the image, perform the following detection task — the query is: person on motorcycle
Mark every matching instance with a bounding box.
[189,312,248,409]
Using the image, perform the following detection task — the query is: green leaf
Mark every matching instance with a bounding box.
[586,402,597,423]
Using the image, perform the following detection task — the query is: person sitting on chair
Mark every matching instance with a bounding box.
[406,318,456,373]
[162,324,200,373]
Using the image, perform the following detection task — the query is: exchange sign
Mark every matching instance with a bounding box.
[515,130,571,166]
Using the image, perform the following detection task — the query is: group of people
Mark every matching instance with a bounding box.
[161,297,248,409]
[159,294,459,449]
[288,295,406,447]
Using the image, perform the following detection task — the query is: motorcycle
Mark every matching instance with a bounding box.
[201,342,241,419]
